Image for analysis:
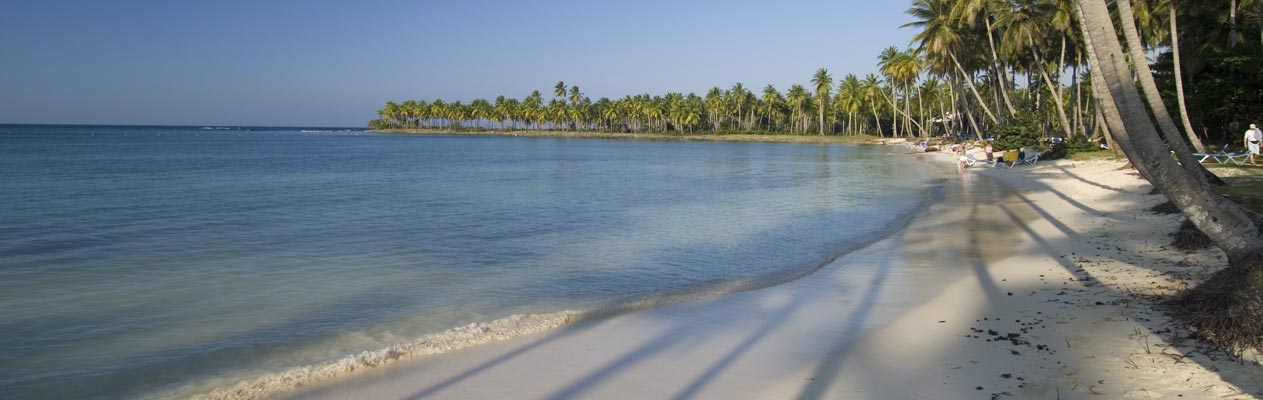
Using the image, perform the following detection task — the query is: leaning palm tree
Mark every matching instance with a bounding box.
[1167,0,1209,153]
[906,0,1001,126]
[861,74,887,136]
[999,0,1075,138]
[1079,0,1262,354]
[811,68,834,135]
[1113,0,1216,178]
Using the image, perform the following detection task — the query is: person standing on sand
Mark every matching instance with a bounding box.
[983,142,993,161]
[1245,123,1262,165]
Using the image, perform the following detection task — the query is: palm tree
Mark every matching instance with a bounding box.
[811,68,834,135]
[553,81,567,101]
[727,83,750,131]
[861,74,886,136]
[761,85,785,132]
[567,85,585,130]
[836,75,863,135]
[999,0,1075,138]
[1114,0,1210,172]
[951,0,1020,118]
[523,91,543,129]
[470,98,493,129]
[786,84,810,133]
[704,87,726,130]
[1080,0,1263,353]
[1168,0,1210,153]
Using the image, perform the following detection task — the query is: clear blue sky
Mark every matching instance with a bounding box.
[0,1,916,127]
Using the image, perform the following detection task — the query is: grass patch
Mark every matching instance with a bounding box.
[1213,170,1263,215]
[1066,150,1119,161]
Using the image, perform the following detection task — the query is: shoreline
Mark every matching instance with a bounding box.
[276,153,1261,399]
[177,148,945,400]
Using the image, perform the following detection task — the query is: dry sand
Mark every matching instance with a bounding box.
[277,153,1262,400]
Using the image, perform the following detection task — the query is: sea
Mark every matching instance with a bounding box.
[0,124,936,399]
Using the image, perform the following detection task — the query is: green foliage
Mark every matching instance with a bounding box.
[1041,141,1068,160]
[1153,52,1263,147]
[991,111,1041,151]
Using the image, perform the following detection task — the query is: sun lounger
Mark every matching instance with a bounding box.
[1219,152,1250,165]
[1192,152,1222,163]
[1192,149,1244,164]
[964,154,997,167]
[1004,153,1039,168]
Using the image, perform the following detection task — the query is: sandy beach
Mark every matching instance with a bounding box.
[271,152,1263,400]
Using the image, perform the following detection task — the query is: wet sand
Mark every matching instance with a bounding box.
[276,156,1262,400]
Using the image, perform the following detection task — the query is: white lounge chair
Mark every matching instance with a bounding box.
[964,153,997,167]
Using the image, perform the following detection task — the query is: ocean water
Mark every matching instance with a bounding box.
[0,125,934,399]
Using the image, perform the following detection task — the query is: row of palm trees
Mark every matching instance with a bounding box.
[372,0,1263,147]
[372,75,932,137]
[902,0,1263,150]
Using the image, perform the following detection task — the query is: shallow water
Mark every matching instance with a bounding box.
[0,125,932,399]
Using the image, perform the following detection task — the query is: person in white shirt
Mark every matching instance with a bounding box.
[1245,123,1262,166]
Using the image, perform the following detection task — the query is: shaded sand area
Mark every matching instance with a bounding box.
[276,157,1262,400]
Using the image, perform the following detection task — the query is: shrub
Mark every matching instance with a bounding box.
[1041,141,1069,160]
[992,111,1041,151]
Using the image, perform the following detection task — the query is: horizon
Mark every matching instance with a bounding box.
[0,1,916,127]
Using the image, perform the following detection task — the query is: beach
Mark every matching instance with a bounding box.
[270,153,1262,400]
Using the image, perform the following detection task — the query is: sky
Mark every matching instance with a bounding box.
[0,1,917,127]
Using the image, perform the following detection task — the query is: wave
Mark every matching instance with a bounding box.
[177,166,945,400]
[180,311,583,400]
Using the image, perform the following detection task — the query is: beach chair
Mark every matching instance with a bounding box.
[1192,150,1224,163]
[1004,153,1039,168]
[964,153,997,167]
[1219,151,1250,165]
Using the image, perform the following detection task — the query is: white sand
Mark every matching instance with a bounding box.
[278,155,1262,400]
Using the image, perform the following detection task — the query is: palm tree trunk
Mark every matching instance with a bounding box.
[904,85,915,137]
[871,107,882,138]
[1170,0,1209,153]
[1073,53,1083,138]
[1032,50,1075,138]
[1082,0,1263,353]
[962,94,982,140]
[1231,0,1239,48]
[818,100,825,136]
[1117,0,1217,180]
[1082,0,1262,265]
[950,51,1000,124]
[985,17,1019,117]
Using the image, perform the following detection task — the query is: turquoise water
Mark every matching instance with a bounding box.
[0,125,933,399]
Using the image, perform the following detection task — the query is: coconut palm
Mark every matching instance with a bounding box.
[951,0,1020,117]
[811,68,834,135]
[1167,0,1210,152]
[836,75,863,135]
[998,0,1075,138]
[1114,0,1211,170]
[785,84,810,133]
[1080,0,1263,354]
[860,74,887,136]
[761,85,785,132]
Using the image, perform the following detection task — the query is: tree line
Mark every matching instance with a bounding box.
[374,0,1263,150]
